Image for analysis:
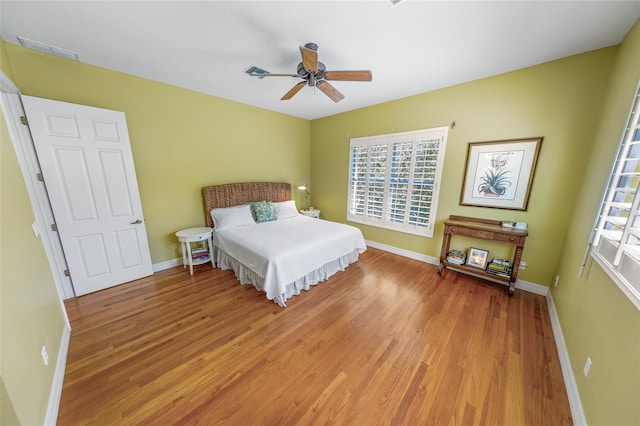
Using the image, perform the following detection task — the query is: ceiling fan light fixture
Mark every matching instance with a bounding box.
[303,42,318,51]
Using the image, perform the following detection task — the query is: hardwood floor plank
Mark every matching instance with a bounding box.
[58,248,572,425]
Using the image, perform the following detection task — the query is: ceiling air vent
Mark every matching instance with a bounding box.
[17,36,79,61]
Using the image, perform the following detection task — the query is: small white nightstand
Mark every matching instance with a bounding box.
[300,209,320,219]
[175,227,214,275]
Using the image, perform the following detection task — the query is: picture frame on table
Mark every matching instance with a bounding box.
[467,247,489,270]
[460,137,543,210]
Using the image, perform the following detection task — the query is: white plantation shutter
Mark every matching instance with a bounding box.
[367,145,387,219]
[588,81,640,309]
[388,141,412,224]
[348,127,448,237]
[349,145,368,217]
[409,136,440,227]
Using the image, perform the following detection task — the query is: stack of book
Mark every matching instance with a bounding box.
[486,258,512,277]
[191,248,210,261]
[446,250,467,265]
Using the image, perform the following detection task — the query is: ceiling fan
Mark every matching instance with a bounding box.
[246,42,372,103]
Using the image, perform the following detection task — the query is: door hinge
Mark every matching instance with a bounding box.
[63,269,70,277]
[20,116,28,125]
[37,173,44,182]
[51,223,58,232]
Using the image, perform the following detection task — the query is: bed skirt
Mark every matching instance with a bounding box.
[214,248,361,307]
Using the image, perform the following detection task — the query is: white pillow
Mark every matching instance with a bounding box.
[210,204,255,231]
[273,200,300,220]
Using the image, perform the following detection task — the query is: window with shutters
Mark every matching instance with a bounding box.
[348,127,448,238]
[589,81,640,309]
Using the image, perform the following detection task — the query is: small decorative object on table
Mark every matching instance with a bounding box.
[466,247,489,269]
[298,184,310,210]
[300,208,320,219]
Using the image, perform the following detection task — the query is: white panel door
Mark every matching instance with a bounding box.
[21,95,152,296]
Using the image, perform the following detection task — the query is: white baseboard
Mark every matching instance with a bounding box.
[365,239,439,265]
[44,322,71,426]
[515,279,549,296]
[152,257,182,272]
[546,292,586,426]
[365,239,549,296]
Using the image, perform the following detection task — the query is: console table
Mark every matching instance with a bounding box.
[438,215,528,296]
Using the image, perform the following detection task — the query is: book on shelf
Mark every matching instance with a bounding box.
[191,248,210,260]
[486,259,513,277]
[446,249,466,265]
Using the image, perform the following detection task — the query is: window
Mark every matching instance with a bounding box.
[347,127,448,237]
[589,81,640,309]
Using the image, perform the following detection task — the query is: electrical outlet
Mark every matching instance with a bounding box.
[41,346,49,366]
[554,275,560,287]
[519,261,527,269]
[583,357,592,377]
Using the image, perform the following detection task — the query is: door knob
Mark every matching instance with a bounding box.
[131,219,143,224]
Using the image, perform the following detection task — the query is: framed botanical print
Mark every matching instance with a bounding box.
[460,137,543,210]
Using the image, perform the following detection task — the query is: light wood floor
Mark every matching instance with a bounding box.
[59,248,572,425]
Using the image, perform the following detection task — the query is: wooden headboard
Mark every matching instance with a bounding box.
[202,182,292,227]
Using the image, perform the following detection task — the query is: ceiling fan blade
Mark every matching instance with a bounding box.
[281,81,306,100]
[316,81,345,103]
[300,45,318,72]
[324,70,372,81]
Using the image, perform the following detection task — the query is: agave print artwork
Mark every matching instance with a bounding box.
[474,151,524,198]
[460,138,543,211]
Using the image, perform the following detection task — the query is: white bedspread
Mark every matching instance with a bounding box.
[213,216,366,304]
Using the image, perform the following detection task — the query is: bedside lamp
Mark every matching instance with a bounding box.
[298,184,310,210]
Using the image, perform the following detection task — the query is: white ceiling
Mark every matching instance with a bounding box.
[1,1,640,120]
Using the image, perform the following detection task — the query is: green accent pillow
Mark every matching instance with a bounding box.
[250,201,277,223]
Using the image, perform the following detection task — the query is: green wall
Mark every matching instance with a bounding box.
[311,20,640,424]
[4,42,310,264]
[1,38,310,424]
[1,102,67,423]
[551,20,640,426]
[2,18,639,424]
[311,47,614,287]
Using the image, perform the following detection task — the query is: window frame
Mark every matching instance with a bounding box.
[589,80,640,310]
[347,127,449,238]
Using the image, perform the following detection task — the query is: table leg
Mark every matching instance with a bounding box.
[438,231,452,276]
[186,241,193,275]
[509,244,524,296]
[207,235,215,268]
[180,241,187,268]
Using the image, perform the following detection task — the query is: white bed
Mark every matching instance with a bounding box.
[202,182,366,306]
